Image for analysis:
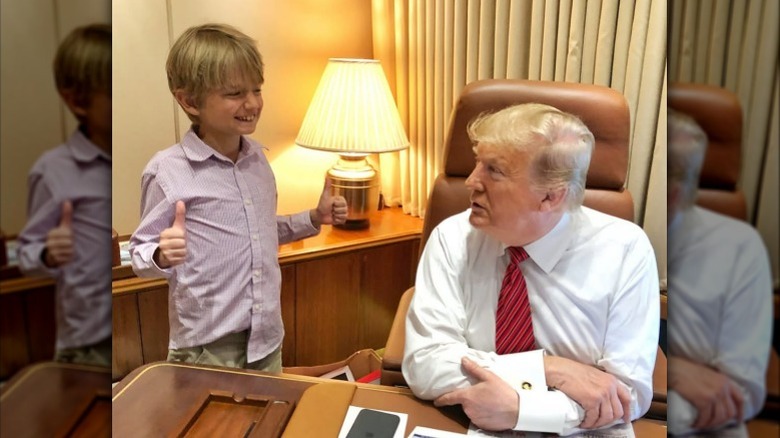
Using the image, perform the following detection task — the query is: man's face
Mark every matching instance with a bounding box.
[465,142,550,245]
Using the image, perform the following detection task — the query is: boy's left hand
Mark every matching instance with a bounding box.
[311,178,348,227]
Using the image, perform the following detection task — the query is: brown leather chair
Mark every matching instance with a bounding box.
[381,79,667,419]
[668,83,747,220]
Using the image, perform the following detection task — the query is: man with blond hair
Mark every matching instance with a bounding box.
[667,109,772,436]
[405,103,659,435]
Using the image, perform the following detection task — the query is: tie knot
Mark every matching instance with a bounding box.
[507,246,529,264]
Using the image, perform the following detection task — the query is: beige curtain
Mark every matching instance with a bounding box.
[669,0,779,288]
[372,0,668,282]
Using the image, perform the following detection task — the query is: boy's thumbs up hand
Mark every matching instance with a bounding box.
[44,201,75,267]
[156,201,187,268]
[311,178,348,227]
[172,200,186,230]
[59,200,73,228]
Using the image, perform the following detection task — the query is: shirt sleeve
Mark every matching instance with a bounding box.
[403,226,499,399]
[491,350,585,433]
[517,236,658,436]
[276,211,319,244]
[712,232,772,421]
[589,236,660,427]
[667,230,772,434]
[667,390,699,435]
[522,234,659,435]
[129,171,174,279]
[17,171,60,278]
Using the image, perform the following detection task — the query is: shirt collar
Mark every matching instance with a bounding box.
[495,210,574,274]
[180,127,262,163]
[67,127,110,163]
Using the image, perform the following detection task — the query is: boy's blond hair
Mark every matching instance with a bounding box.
[468,103,594,210]
[53,24,111,107]
[166,23,264,122]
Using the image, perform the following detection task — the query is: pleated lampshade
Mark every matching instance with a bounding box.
[295,58,409,154]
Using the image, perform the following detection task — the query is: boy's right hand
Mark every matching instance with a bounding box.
[155,201,187,268]
[44,201,74,268]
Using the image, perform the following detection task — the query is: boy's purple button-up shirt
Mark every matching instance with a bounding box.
[130,129,318,362]
[17,128,112,350]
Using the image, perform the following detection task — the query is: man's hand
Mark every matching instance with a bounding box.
[544,355,631,429]
[310,178,348,227]
[669,356,744,430]
[155,201,187,268]
[44,201,74,267]
[433,357,519,431]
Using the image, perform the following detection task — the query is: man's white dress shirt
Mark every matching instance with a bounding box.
[667,206,772,436]
[404,207,659,435]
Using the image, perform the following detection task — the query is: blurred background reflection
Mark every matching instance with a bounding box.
[0,0,112,436]
[667,0,778,436]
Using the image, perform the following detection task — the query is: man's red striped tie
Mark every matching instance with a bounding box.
[495,247,536,355]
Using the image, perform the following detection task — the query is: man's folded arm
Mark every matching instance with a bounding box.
[548,238,660,435]
[713,232,773,422]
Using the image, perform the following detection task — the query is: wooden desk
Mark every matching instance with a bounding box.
[112,361,667,437]
[0,274,56,380]
[112,207,423,380]
[0,362,111,437]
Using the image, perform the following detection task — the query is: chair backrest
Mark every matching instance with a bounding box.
[421,79,634,250]
[668,82,747,220]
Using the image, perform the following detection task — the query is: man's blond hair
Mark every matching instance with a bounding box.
[668,109,708,207]
[53,24,111,106]
[467,103,594,210]
[166,23,264,122]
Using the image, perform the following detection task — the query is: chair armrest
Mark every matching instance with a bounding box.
[382,288,414,375]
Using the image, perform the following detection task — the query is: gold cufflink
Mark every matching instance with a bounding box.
[521,381,532,390]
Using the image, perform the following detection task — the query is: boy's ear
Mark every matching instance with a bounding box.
[173,89,200,116]
[59,89,88,118]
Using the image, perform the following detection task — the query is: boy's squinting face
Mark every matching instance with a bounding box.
[196,75,263,142]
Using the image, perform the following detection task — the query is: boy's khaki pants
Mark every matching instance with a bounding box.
[167,330,282,372]
[55,336,112,367]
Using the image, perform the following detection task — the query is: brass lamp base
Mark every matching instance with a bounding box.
[328,155,379,230]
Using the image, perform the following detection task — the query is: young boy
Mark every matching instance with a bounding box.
[129,24,347,372]
[17,24,112,366]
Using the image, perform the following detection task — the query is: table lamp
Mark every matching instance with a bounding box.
[296,58,409,230]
